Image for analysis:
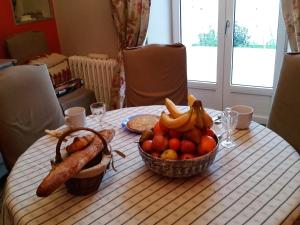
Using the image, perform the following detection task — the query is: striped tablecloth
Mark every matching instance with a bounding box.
[2,105,300,225]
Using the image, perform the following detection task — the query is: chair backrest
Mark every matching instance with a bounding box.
[5,31,49,64]
[0,65,64,169]
[267,53,300,153]
[123,43,188,107]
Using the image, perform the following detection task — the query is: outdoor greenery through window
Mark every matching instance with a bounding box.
[181,0,280,88]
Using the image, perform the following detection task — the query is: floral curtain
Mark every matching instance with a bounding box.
[281,0,300,52]
[110,0,151,109]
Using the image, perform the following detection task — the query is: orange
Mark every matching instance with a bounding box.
[198,135,217,155]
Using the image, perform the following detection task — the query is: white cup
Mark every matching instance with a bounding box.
[230,105,254,130]
[64,107,86,128]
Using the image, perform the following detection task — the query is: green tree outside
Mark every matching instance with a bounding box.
[192,24,276,49]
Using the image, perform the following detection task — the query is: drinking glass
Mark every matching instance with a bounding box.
[221,108,238,148]
[90,102,106,128]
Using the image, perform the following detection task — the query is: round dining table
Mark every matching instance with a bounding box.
[2,105,300,225]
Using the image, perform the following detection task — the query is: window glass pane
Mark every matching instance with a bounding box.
[232,0,280,88]
[181,0,218,83]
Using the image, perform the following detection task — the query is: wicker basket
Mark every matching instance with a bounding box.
[138,135,219,178]
[55,127,111,195]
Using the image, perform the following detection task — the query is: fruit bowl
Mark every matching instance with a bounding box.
[138,133,219,178]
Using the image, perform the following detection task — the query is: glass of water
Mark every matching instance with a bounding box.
[90,102,106,128]
[221,108,238,148]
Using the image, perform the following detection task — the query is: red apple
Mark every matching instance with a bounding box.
[198,135,217,155]
[204,128,215,139]
[169,138,181,151]
[181,153,195,160]
[180,140,196,154]
[152,135,168,152]
[141,140,153,152]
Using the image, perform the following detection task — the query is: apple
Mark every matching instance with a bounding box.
[198,135,217,155]
[160,149,178,160]
[181,153,195,160]
[152,135,168,151]
[203,128,215,139]
[169,138,181,151]
[141,140,152,152]
[181,140,196,154]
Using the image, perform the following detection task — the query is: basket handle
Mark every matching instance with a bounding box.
[55,127,109,164]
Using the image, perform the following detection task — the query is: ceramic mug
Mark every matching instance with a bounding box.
[230,105,254,130]
[64,107,86,128]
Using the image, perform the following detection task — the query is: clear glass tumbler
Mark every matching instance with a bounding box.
[90,102,106,128]
[221,108,238,148]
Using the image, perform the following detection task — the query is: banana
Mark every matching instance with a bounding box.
[175,108,198,132]
[188,100,204,129]
[203,111,213,128]
[160,109,192,129]
[161,95,213,132]
[165,98,184,118]
[193,100,213,129]
[188,94,197,107]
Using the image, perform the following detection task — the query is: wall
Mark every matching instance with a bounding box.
[0,0,61,59]
[53,0,118,58]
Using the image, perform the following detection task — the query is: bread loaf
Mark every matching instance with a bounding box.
[36,129,115,197]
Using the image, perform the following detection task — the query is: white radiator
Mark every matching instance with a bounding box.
[69,56,118,109]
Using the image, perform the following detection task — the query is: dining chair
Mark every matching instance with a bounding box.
[267,53,300,154]
[5,31,97,115]
[123,43,188,107]
[0,64,64,170]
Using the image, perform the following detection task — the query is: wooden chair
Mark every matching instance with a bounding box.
[267,53,300,153]
[123,43,188,107]
[0,64,64,169]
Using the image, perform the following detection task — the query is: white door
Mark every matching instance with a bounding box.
[173,0,286,124]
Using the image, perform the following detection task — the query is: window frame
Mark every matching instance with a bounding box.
[171,0,287,97]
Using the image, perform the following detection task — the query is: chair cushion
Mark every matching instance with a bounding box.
[29,53,72,86]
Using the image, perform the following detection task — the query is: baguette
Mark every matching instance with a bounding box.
[66,136,95,154]
[66,129,115,154]
[36,129,115,197]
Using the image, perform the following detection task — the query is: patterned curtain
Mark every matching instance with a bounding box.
[110,0,151,109]
[281,0,300,52]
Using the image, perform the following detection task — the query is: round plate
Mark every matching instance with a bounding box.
[121,114,159,134]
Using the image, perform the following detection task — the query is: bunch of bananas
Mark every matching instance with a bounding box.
[160,95,213,132]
